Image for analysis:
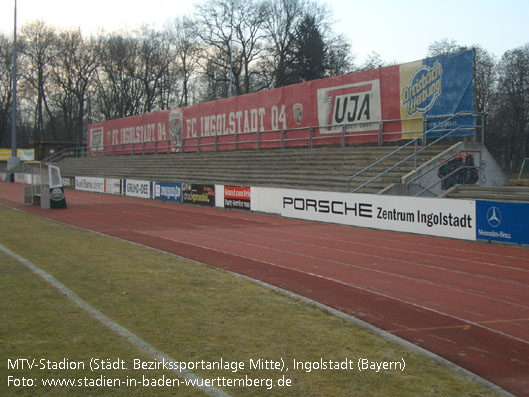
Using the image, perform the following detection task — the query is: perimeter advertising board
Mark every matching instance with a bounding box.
[105,178,122,195]
[476,201,529,245]
[75,176,121,195]
[75,176,106,193]
[124,179,152,199]
[281,189,476,241]
[183,184,215,206]
[153,182,183,203]
[87,51,474,153]
[224,186,251,210]
[0,148,35,161]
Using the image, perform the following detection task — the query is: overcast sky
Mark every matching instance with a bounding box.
[1,0,527,64]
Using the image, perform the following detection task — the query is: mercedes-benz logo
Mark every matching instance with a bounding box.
[487,206,502,228]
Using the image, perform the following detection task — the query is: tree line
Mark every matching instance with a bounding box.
[0,0,527,171]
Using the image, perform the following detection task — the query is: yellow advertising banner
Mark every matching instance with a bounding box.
[399,60,425,139]
[0,148,35,161]
[0,149,11,161]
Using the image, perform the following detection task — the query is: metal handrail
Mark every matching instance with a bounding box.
[347,112,476,192]
[519,158,529,180]
[42,147,81,163]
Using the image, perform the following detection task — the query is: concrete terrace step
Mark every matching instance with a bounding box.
[443,185,529,203]
[58,146,450,193]
[60,159,434,175]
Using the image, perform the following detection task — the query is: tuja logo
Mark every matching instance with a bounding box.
[317,80,381,134]
[402,61,442,115]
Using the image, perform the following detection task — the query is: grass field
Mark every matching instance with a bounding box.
[0,205,498,396]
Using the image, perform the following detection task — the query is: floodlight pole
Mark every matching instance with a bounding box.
[12,0,18,156]
[228,0,233,98]
[9,0,19,181]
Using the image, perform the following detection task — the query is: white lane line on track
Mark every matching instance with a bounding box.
[212,225,529,287]
[299,222,529,264]
[89,198,529,271]
[270,223,529,269]
[158,227,529,313]
[0,242,229,397]
[135,196,529,264]
[63,190,529,267]
[142,231,529,346]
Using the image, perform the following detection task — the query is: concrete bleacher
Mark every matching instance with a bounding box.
[57,145,449,194]
[442,184,529,203]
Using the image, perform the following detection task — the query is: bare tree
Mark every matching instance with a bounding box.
[21,20,57,140]
[233,0,267,93]
[166,16,201,107]
[136,27,173,113]
[199,50,232,101]
[358,51,385,71]
[0,34,15,147]
[427,38,466,57]
[325,31,354,76]
[262,0,352,87]
[95,33,142,119]
[262,0,312,87]
[473,45,497,115]
[195,0,266,97]
[50,29,101,143]
[195,0,237,98]
[494,44,529,170]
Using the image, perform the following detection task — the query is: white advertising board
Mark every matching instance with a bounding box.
[105,178,122,195]
[75,176,105,193]
[280,189,476,241]
[215,184,225,208]
[124,179,151,199]
[250,187,283,214]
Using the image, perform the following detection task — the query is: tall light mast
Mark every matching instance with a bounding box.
[9,0,19,180]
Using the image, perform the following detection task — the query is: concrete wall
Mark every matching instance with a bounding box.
[382,142,508,197]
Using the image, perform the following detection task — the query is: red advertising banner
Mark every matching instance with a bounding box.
[87,67,400,154]
[87,52,474,154]
[224,186,251,210]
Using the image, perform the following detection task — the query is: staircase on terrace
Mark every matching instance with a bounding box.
[57,145,449,194]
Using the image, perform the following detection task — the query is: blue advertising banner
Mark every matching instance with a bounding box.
[476,200,529,245]
[400,50,475,138]
[153,182,182,203]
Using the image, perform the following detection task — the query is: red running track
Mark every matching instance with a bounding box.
[1,182,528,395]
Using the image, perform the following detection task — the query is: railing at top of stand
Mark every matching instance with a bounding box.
[46,113,483,167]
[70,120,405,158]
[347,112,483,192]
